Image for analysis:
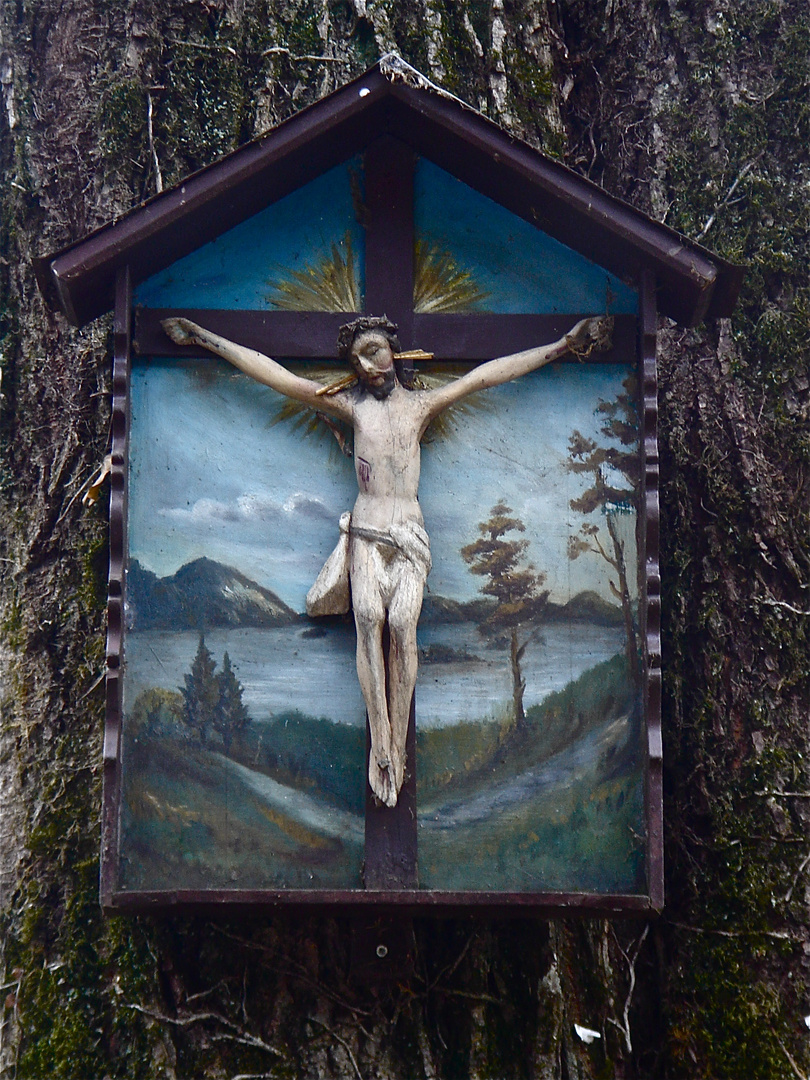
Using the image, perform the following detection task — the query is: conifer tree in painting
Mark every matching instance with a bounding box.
[462,502,550,726]
[180,634,219,745]
[214,652,250,753]
[567,378,641,684]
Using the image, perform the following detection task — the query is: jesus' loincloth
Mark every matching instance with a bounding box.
[306,514,431,618]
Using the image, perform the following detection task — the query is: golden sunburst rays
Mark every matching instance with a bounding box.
[267,232,362,313]
[264,235,490,451]
[413,239,490,314]
[270,368,490,456]
[270,369,354,457]
[266,234,489,315]
[414,371,492,443]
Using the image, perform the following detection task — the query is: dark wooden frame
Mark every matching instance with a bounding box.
[100,266,131,905]
[30,58,739,915]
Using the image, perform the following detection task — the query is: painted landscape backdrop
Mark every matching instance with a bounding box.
[122,154,644,894]
[121,356,645,895]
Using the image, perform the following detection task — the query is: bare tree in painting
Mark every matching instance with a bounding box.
[567,378,641,685]
[462,501,550,727]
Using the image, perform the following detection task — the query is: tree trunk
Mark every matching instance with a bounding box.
[605,513,640,687]
[0,2,807,1077]
[510,627,527,727]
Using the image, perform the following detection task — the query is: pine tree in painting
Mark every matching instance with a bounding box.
[462,502,549,726]
[180,634,219,745]
[567,377,641,684]
[215,652,250,754]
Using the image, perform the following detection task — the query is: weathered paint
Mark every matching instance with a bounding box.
[122,356,644,894]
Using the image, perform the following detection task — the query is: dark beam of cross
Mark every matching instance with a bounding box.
[130,135,634,892]
[360,137,418,889]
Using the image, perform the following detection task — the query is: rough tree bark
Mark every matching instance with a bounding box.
[0,2,807,1077]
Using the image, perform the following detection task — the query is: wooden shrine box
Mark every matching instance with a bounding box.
[36,57,742,915]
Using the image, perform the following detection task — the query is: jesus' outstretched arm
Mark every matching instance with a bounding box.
[162,317,353,422]
[418,316,612,432]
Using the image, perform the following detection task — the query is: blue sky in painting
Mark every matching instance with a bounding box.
[414,159,638,315]
[134,161,364,310]
[129,359,638,612]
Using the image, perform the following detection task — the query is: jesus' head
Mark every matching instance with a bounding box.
[337,316,407,398]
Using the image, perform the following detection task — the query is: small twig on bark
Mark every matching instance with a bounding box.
[185,979,228,1005]
[696,159,757,241]
[434,988,502,1005]
[608,924,648,1054]
[426,934,475,991]
[670,922,800,941]
[774,1034,808,1080]
[209,1030,282,1053]
[262,46,346,63]
[123,1002,285,1057]
[78,668,106,700]
[168,37,237,56]
[308,1017,363,1080]
[146,92,163,194]
[758,597,810,617]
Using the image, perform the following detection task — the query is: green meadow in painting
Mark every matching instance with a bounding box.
[121,667,365,892]
[417,656,644,893]
[122,155,645,895]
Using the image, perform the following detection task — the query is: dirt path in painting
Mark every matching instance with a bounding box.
[215,711,631,843]
[215,755,364,843]
[421,713,632,829]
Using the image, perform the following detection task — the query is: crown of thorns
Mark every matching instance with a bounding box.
[337,316,399,363]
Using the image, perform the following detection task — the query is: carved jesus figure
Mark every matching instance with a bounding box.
[163,314,609,807]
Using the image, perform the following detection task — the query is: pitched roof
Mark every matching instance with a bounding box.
[35,55,743,328]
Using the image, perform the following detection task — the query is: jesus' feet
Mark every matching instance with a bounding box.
[390,745,406,796]
[369,754,398,808]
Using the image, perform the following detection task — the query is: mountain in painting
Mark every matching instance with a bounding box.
[421,590,623,627]
[420,594,496,625]
[553,590,624,626]
[127,557,298,630]
[127,556,624,632]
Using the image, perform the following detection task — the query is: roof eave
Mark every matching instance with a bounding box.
[35,59,744,329]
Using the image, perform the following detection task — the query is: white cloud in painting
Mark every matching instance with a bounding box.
[281,493,334,521]
[161,491,334,527]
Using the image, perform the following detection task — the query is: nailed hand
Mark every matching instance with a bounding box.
[566,316,614,358]
[161,316,200,346]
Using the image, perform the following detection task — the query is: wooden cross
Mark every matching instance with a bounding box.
[132,136,633,892]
